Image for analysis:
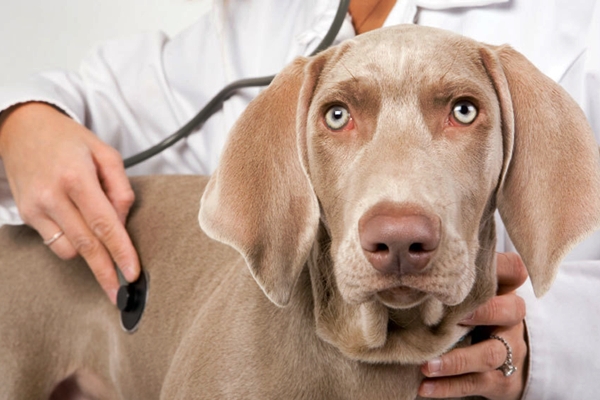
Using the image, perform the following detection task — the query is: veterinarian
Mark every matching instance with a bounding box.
[0,0,598,399]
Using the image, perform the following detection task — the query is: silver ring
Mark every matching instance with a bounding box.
[490,334,517,377]
[43,230,64,246]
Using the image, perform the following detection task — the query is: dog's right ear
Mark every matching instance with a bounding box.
[199,57,326,307]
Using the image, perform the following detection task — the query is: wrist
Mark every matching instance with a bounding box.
[0,102,63,155]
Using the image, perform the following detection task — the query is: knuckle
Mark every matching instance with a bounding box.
[92,264,114,286]
[483,298,499,322]
[484,342,506,370]
[113,188,135,209]
[448,352,468,375]
[71,234,100,256]
[60,170,83,192]
[23,187,58,216]
[428,379,452,398]
[458,374,479,396]
[511,253,528,280]
[17,193,56,224]
[515,295,527,320]
[89,217,116,239]
[35,187,56,207]
[54,246,78,260]
[488,370,513,395]
[18,202,38,223]
[98,145,124,166]
[498,374,513,392]
[505,252,528,282]
[107,243,132,268]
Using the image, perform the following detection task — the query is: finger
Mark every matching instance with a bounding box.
[44,195,120,304]
[419,374,484,398]
[64,170,140,283]
[32,217,76,259]
[93,145,135,225]
[33,213,122,303]
[419,372,518,400]
[496,252,528,295]
[422,338,509,378]
[459,292,526,326]
[21,201,78,260]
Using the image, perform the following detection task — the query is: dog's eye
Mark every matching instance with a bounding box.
[452,101,478,125]
[325,105,351,130]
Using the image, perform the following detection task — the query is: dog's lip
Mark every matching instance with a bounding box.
[375,286,427,309]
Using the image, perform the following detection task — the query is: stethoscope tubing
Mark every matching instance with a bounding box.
[123,0,350,168]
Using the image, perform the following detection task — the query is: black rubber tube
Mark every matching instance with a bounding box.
[123,0,350,168]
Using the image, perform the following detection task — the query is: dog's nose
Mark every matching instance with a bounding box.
[359,204,440,275]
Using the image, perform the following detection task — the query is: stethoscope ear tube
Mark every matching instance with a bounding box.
[122,0,350,169]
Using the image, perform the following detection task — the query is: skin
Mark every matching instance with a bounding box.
[0,102,528,397]
[419,252,529,399]
[0,102,140,304]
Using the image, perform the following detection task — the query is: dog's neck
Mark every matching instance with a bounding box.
[303,211,498,364]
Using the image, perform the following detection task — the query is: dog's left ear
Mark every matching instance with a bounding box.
[199,57,326,307]
[481,45,600,297]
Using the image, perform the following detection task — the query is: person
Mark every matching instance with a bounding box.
[0,0,598,398]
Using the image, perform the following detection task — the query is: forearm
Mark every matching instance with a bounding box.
[519,260,600,399]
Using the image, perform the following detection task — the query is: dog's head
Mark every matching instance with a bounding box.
[199,25,600,363]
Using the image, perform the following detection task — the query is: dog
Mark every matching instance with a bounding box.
[1,25,600,400]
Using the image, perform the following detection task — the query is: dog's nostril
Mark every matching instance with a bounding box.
[375,243,389,252]
[359,204,441,276]
[409,243,425,253]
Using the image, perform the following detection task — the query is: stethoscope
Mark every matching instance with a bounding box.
[117,0,351,333]
[122,0,351,169]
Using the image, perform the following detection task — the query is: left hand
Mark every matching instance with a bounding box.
[418,252,529,399]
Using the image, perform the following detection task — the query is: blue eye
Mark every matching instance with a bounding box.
[325,105,351,130]
[452,101,477,124]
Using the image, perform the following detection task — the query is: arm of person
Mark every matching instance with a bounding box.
[0,30,178,302]
[518,3,600,397]
[419,1,600,398]
[0,0,354,303]
[418,252,529,400]
[0,102,138,304]
[518,259,600,399]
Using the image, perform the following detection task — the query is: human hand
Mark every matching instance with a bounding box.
[418,252,529,399]
[0,102,140,304]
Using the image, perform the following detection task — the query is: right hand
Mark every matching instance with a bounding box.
[419,253,529,399]
[0,102,140,304]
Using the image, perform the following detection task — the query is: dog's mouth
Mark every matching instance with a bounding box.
[375,286,428,309]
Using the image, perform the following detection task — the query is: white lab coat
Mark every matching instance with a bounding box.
[0,0,598,398]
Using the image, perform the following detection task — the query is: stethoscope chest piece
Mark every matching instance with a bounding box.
[117,269,149,333]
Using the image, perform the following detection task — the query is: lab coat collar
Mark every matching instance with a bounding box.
[385,0,509,26]
[416,0,509,9]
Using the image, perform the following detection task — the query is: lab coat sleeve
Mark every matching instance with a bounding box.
[0,27,204,226]
[0,30,174,147]
[518,262,600,400]
[0,0,354,226]
[518,3,600,398]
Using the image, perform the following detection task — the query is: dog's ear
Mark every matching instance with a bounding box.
[199,57,325,307]
[481,45,600,297]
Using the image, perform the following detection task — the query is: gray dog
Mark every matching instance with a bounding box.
[2,25,600,399]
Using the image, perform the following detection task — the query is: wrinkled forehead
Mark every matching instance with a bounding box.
[315,25,492,100]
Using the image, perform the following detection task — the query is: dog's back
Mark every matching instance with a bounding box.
[0,176,239,399]
[4,25,600,400]
[0,175,426,400]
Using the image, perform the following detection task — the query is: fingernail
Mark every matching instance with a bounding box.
[459,312,475,324]
[427,358,442,375]
[421,381,436,396]
[123,265,138,282]
[108,288,118,305]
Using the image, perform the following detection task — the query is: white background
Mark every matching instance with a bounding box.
[0,0,212,86]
